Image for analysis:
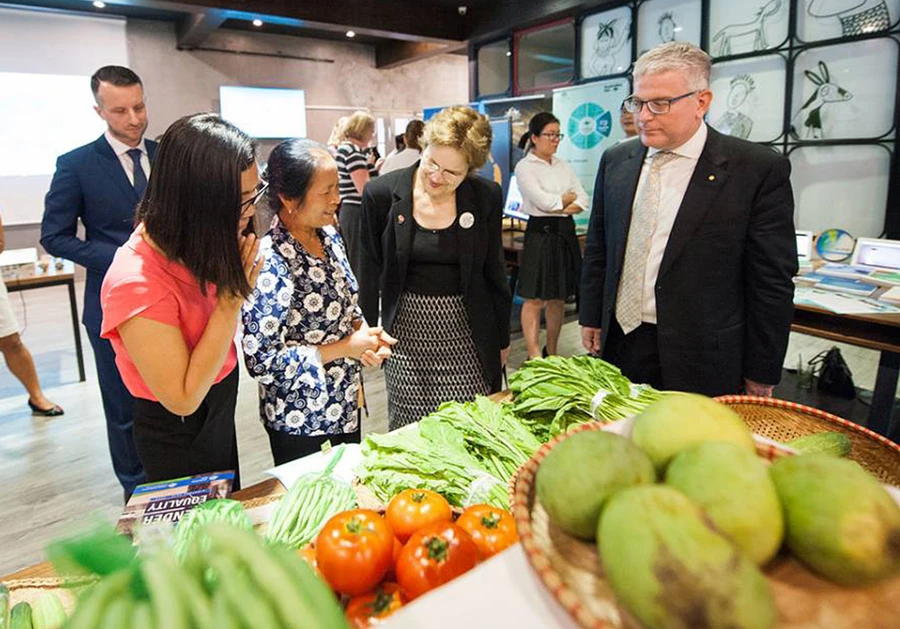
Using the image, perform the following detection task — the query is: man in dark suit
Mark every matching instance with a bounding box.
[41,66,157,497]
[580,42,797,397]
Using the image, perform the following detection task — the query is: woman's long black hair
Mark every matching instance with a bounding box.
[518,111,560,152]
[137,113,256,299]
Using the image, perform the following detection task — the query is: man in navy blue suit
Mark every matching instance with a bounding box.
[41,66,157,498]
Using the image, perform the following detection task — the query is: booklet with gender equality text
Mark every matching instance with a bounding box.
[116,470,235,536]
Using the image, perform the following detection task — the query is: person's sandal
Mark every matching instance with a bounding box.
[28,400,64,417]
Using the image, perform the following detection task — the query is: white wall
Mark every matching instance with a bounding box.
[6,14,467,251]
[127,20,469,146]
[0,8,129,225]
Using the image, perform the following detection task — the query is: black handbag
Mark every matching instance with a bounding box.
[808,347,857,399]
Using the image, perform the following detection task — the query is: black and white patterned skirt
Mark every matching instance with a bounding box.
[384,292,490,431]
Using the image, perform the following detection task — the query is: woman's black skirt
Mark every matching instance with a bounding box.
[133,368,241,490]
[517,215,581,301]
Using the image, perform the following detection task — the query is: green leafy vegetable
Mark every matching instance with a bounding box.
[509,355,664,439]
[422,396,541,482]
[357,405,512,510]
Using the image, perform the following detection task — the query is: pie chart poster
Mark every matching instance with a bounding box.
[553,78,630,228]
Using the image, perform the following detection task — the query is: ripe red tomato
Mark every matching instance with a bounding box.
[386,489,453,543]
[456,504,519,559]
[345,583,405,628]
[316,509,394,596]
[395,521,479,600]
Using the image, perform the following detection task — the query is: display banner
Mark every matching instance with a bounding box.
[475,118,512,199]
[552,78,631,228]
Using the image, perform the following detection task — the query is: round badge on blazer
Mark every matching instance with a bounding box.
[397,214,406,224]
[459,212,475,229]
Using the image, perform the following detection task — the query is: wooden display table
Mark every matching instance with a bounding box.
[1,478,287,582]
[3,260,85,382]
[792,302,900,438]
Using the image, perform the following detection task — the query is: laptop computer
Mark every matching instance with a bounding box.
[850,237,900,270]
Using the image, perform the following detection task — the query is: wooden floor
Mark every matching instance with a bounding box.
[0,281,894,575]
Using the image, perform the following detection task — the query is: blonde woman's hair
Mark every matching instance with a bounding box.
[422,106,492,172]
[342,111,376,142]
[633,42,711,91]
[327,116,348,146]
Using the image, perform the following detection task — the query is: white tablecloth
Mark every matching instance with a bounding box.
[382,543,580,629]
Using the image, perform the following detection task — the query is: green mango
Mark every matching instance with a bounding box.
[769,454,900,585]
[631,393,755,472]
[665,442,784,566]
[536,430,655,540]
[598,486,776,629]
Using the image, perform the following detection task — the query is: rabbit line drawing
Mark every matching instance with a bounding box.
[791,60,852,139]
[807,0,891,37]
[711,0,783,57]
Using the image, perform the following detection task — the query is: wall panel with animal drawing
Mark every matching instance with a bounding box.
[472,0,900,236]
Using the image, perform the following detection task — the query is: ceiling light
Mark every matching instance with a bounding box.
[252,18,263,27]
[93,1,106,7]
[346,30,356,38]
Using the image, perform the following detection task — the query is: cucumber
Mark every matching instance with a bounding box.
[30,592,65,629]
[9,603,32,629]
[0,583,9,629]
[786,432,852,457]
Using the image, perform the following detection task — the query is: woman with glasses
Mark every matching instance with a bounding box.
[514,112,588,360]
[99,113,263,488]
[242,139,394,465]
[360,106,511,430]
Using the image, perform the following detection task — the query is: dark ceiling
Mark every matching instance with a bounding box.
[1,0,615,68]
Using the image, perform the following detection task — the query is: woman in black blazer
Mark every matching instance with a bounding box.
[359,106,511,430]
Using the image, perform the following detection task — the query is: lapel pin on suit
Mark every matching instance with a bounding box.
[708,174,716,182]
[459,212,475,229]
[397,214,406,224]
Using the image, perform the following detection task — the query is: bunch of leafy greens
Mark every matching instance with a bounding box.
[356,412,510,510]
[424,396,541,482]
[509,355,664,440]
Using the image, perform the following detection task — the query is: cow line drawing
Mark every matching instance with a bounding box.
[711,0,784,57]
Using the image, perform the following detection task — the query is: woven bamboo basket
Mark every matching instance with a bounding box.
[715,395,900,486]
[3,576,90,614]
[512,411,900,629]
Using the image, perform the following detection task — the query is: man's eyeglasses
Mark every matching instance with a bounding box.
[622,91,697,115]
[422,156,464,183]
[539,132,565,140]
[240,180,269,214]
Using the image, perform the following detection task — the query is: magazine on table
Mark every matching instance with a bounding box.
[798,273,878,297]
[117,470,235,536]
[817,263,900,287]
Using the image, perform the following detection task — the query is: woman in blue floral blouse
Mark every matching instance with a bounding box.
[242,139,394,465]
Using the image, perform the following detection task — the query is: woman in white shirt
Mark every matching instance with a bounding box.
[380,119,425,175]
[514,112,588,359]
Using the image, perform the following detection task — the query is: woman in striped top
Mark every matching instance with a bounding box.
[335,111,378,323]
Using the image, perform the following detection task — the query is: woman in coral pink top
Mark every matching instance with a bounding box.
[101,113,263,489]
